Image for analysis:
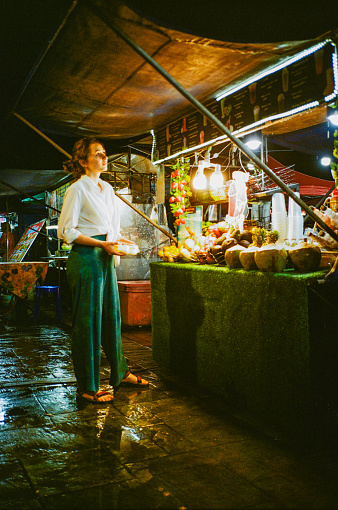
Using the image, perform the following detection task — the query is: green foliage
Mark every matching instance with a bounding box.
[169,157,192,230]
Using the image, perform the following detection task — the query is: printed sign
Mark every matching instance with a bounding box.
[156,43,335,160]
[9,219,46,262]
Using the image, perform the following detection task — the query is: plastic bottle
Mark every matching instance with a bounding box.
[312,208,335,230]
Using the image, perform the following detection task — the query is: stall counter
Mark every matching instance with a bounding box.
[150,262,337,433]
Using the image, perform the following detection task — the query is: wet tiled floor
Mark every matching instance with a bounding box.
[1,306,338,509]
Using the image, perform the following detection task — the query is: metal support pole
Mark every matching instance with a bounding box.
[13,113,73,159]
[0,176,62,215]
[87,0,338,242]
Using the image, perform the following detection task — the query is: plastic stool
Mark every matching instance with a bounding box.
[34,286,62,322]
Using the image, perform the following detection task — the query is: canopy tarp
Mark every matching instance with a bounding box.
[0,0,337,198]
[10,0,338,141]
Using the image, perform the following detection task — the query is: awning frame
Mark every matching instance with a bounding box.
[11,0,338,243]
[86,0,338,242]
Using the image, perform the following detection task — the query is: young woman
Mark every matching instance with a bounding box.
[58,137,148,403]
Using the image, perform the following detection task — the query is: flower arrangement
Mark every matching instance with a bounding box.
[169,157,192,227]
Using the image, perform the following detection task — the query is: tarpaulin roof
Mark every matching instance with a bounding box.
[267,156,334,196]
[294,170,334,197]
[0,0,337,201]
[10,0,338,141]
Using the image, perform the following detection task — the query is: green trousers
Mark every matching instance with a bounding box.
[66,235,128,392]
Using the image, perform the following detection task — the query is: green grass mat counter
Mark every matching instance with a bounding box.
[150,262,337,433]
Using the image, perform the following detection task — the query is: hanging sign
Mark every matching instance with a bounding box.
[156,43,336,160]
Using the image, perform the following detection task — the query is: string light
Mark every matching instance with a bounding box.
[321,156,331,166]
[150,129,156,162]
[325,52,338,102]
[153,41,337,167]
[153,101,321,166]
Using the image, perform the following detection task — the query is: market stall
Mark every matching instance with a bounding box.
[1,2,337,420]
[150,261,338,433]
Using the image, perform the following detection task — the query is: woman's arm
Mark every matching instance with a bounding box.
[73,234,125,256]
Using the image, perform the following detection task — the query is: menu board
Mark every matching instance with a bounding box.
[156,43,335,160]
[9,220,46,262]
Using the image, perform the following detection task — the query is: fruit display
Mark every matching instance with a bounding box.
[158,218,337,274]
[158,244,180,263]
[251,227,267,247]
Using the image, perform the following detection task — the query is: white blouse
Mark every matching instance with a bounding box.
[57,175,121,244]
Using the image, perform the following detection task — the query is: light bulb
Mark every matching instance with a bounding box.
[210,165,224,189]
[328,113,338,126]
[321,156,331,166]
[193,163,207,190]
[245,139,262,150]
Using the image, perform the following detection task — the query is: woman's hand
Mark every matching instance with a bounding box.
[102,241,126,256]
[72,234,135,256]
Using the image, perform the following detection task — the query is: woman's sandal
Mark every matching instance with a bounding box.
[120,370,149,387]
[76,390,114,404]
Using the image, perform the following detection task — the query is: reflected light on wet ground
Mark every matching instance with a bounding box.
[1,320,338,509]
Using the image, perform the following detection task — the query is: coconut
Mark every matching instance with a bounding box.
[254,244,288,272]
[288,243,321,272]
[239,246,259,271]
[239,239,250,248]
[221,238,238,254]
[225,244,246,269]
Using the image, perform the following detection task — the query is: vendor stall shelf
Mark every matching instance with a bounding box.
[150,262,338,435]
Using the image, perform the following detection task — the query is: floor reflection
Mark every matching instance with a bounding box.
[1,321,338,509]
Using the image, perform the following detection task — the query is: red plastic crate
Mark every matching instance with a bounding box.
[118,280,151,326]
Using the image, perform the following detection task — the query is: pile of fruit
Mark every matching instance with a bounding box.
[158,221,324,273]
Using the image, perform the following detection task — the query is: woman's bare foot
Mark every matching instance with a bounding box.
[120,371,149,387]
[77,390,114,403]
